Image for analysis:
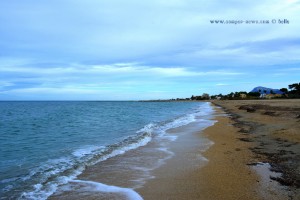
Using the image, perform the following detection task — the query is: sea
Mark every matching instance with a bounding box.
[0,101,216,200]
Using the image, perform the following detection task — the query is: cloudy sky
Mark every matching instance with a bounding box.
[0,0,299,100]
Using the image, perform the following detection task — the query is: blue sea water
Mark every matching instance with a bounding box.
[0,101,213,199]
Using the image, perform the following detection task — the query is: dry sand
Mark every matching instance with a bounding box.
[138,100,300,200]
[50,100,299,200]
[213,99,300,199]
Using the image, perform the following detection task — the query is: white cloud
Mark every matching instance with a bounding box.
[0,0,299,99]
[0,63,243,77]
[1,0,299,64]
[216,83,231,86]
[0,81,14,89]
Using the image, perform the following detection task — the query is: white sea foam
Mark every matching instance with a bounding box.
[70,180,143,200]
[91,134,152,165]
[136,123,156,134]
[21,157,75,183]
[139,107,203,138]
[15,102,215,200]
[72,145,100,158]
[123,104,216,190]
[126,146,175,189]
[197,118,217,127]
[18,132,153,200]
[19,167,83,200]
[152,114,197,138]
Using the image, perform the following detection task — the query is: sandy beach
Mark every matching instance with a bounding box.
[138,99,300,200]
[48,100,299,200]
[213,99,300,199]
[137,111,260,200]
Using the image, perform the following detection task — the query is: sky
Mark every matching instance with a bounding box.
[0,0,299,100]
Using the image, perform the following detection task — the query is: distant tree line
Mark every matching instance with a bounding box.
[188,82,300,100]
[190,93,210,100]
[280,83,300,98]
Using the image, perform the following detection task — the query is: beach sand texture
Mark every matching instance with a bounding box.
[138,100,300,200]
[137,114,260,200]
[50,100,299,200]
[213,99,300,199]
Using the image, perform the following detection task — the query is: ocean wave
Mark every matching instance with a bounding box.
[68,180,143,200]
[16,131,153,200]
[8,102,214,200]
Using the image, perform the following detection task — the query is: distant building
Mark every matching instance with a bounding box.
[260,93,266,98]
[240,93,247,99]
[201,93,210,100]
[265,94,282,99]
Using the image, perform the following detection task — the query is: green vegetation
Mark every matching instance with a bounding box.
[191,93,210,100]
[144,82,300,102]
[191,82,300,100]
[288,83,300,97]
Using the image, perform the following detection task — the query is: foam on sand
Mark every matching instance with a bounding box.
[70,180,143,200]
[251,162,291,199]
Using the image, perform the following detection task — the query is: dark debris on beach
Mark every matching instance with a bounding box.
[212,101,300,191]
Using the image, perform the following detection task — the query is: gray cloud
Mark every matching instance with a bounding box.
[0,0,299,99]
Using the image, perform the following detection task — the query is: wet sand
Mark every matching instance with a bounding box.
[49,104,215,200]
[137,107,261,200]
[138,100,300,200]
[50,100,299,199]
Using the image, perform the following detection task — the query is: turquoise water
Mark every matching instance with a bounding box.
[0,101,212,199]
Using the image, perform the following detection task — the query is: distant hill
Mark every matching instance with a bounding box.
[250,86,284,94]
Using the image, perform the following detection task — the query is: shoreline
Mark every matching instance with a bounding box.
[137,105,263,200]
[136,120,215,199]
[138,100,299,199]
[48,102,215,200]
[48,100,299,199]
[197,113,261,199]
